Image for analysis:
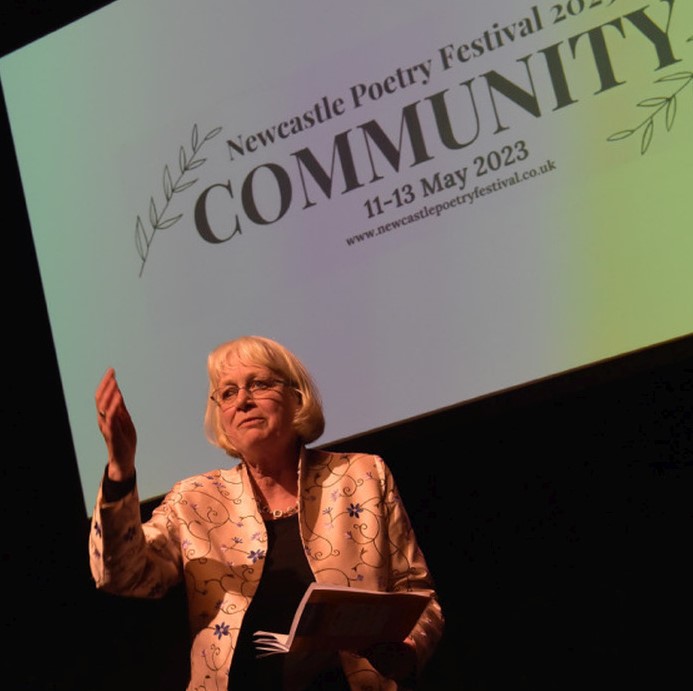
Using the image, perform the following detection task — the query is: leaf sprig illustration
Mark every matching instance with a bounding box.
[607,69,693,155]
[136,123,222,276]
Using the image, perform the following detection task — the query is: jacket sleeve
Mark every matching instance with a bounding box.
[89,480,184,598]
[375,455,445,674]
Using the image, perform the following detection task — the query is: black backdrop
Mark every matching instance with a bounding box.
[3,3,692,690]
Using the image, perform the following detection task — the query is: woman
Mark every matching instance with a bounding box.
[89,335,444,690]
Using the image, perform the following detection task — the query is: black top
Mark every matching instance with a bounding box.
[228,515,350,689]
[228,513,315,688]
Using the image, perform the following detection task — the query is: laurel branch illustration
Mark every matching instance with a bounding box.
[608,36,693,155]
[135,123,223,276]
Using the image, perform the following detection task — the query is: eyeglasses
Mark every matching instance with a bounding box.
[210,378,289,409]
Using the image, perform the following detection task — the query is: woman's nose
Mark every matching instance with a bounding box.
[235,387,254,407]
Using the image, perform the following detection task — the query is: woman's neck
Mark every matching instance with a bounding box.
[243,443,301,508]
[243,440,300,476]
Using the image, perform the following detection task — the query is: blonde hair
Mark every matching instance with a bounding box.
[203,335,325,457]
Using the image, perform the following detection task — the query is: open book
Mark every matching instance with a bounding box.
[253,582,431,657]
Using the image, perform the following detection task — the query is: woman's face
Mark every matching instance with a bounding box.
[213,360,299,457]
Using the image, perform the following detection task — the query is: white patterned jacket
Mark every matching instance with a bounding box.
[89,448,445,690]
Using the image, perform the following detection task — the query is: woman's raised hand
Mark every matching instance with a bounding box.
[95,367,137,481]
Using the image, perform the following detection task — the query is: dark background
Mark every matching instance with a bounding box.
[3,3,691,689]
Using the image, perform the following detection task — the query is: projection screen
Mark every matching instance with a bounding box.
[1,0,691,513]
